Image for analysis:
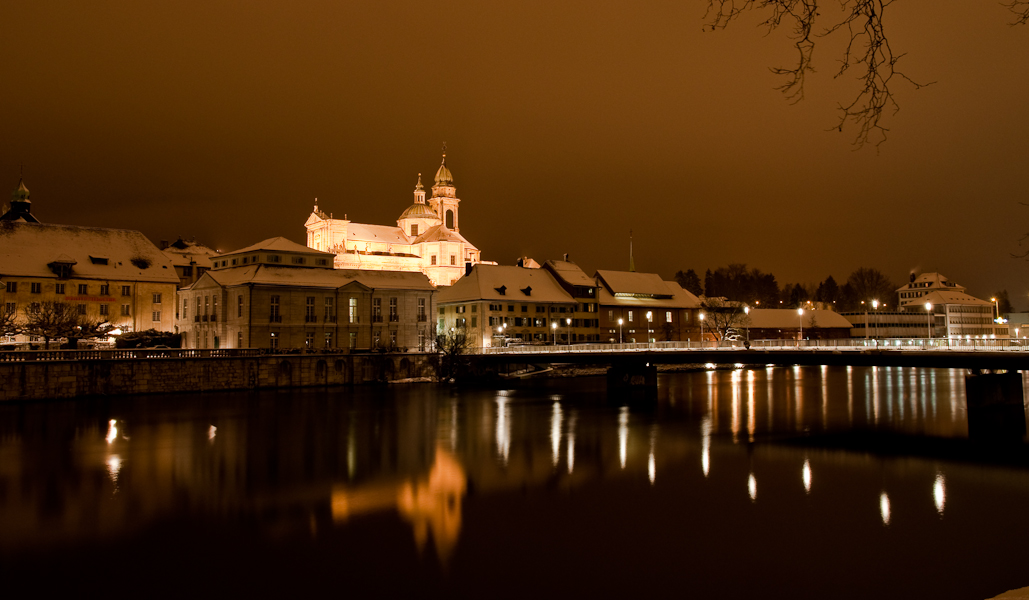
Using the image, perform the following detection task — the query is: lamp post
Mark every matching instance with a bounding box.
[925,302,933,340]
[552,321,557,346]
[566,317,572,346]
[744,306,750,342]
[699,312,705,348]
[618,318,623,344]
[872,299,879,340]
[991,297,1000,321]
[797,307,804,346]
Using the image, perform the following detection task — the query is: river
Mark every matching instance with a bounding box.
[0,366,1027,598]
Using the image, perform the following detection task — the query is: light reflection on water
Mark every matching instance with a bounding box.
[0,366,1027,598]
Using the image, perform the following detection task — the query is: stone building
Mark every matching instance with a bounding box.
[595,270,701,343]
[437,263,601,348]
[304,149,488,287]
[0,219,180,340]
[177,237,436,350]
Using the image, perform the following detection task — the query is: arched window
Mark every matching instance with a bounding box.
[445,209,454,229]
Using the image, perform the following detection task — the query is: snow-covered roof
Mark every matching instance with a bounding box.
[199,264,434,291]
[544,260,595,287]
[596,270,676,297]
[896,272,964,292]
[0,221,179,283]
[221,236,332,258]
[747,309,852,329]
[597,284,700,309]
[437,264,573,304]
[903,290,991,307]
[412,224,475,247]
[347,223,411,245]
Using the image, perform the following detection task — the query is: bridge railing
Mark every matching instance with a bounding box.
[0,348,265,362]
[472,337,1029,355]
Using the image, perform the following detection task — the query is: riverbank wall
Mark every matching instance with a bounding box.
[0,352,436,401]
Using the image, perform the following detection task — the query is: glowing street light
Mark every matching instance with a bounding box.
[871,299,879,340]
[618,318,623,344]
[797,307,804,345]
[699,312,705,347]
[566,317,572,346]
[744,306,750,343]
[925,302,933,339]
[552,321,557,346]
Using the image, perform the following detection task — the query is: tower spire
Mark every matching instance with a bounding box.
[629,229,635,272]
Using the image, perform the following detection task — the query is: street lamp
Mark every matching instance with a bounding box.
[744,306,750,343]
[991,297,1000,321]
[566,317,572,346]
[871,299,879,340]
[552,321,557,346]
[699,312,705,347]
[925,302,933,340]
[618,318,623,344]
[797,307,804,345]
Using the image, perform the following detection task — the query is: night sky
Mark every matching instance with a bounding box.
[3,1,1028,306]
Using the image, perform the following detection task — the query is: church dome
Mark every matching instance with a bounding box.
[11,178,29,203]
[399,202,438,220]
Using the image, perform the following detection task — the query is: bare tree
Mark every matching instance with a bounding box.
[0,305,18,338]
[68,317,115,349]
[701,298,751,340]
[845,267,896,308]
[22,301,78,349]
[1007,1,1029,25]
[432,330,471,383]
[704,0,942,147]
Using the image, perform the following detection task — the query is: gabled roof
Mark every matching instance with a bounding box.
[747,309,852,329]
[412,224,474,247]
[897,272,965,292]
[596,270,676,297]
[0,221,179,283]
[543,260,595,287]
[437,264,572,304]
[196,264,435,291]
[221,236,332,258]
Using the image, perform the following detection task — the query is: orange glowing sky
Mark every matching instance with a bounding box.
[2,1,1028,304]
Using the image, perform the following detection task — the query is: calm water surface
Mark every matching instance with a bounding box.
[1,366,1028,598]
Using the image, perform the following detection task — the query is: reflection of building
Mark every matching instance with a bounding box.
[332,448,467,563]
[595,270,701,342]
[160,237,219,288]
[305,150,487,287]
[437,262,600,347]
[177,237,436,350]
[0,179,179,339]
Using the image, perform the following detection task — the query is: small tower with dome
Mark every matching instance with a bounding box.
[429,145,461,231]
[397,173,442,237]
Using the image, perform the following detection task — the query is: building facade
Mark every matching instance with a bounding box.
[595,270,701,343]
[0,220,180,342]
[161,237,219,289]
[437,263,600,348]
[304,150,487,287]
[176,237,436,350]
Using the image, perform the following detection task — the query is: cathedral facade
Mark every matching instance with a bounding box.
[304,151,485,287]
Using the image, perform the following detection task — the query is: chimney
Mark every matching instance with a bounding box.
[517,258,524,268]
[563,253,569,262]
[909,272,916,283]
[465,262,473,277]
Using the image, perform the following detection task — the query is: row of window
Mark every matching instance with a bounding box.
[607,309,678,324]
[4,281,161,302]
[212,254,330,269]
[3,301,157,320]
[458,303,593,314]
[486,316,600,328]
[429,254,460,266]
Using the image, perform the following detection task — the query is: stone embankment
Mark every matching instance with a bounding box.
[0,349,436,401]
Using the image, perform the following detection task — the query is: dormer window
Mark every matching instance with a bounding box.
[521,286,532,296]
[495,285,507,296]
[89,255,109,265]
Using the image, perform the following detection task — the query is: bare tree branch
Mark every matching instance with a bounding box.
[1005,1,1029,26]
[704,0,935,148]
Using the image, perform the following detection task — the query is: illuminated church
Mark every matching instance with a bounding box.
[305,150,487,287]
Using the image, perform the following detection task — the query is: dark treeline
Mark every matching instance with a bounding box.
[674,264,900,311]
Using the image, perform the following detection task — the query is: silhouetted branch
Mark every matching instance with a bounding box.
[704,0,936,148]
[1006,1,1029,26]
